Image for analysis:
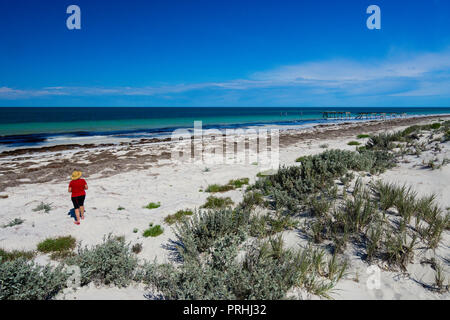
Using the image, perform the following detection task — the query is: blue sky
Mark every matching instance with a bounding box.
[0,0,449,107]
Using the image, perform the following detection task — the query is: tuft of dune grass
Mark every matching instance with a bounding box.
[143,224,164,237]
[144,202,161,210]
[201,196,234,209]
[37,236,76,255]
[164,209,194,225]
[205,184,234,193]
[2,218,24,228]
[32,202,52,213]
[205,178,249,193]
[0,248,35,263]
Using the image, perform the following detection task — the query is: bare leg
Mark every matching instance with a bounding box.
[74,208,81,223]
[80,206,85,219]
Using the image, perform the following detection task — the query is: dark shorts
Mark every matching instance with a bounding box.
[71,195,86,209]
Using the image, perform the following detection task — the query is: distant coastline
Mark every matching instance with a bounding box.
[1,107,450,151]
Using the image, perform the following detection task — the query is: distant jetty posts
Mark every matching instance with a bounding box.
[321,111,407,121]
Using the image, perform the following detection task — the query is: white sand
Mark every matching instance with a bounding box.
[1,117,449,300]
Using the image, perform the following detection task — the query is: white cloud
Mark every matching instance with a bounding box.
[250,49,450,83]
[1,49,450,101]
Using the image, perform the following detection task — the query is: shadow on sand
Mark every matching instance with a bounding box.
[68,208,77,221]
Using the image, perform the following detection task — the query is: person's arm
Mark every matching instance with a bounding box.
[84,181,88,190]
[68,181,72,193]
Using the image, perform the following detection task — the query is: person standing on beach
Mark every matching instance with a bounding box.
[68,170,88,225]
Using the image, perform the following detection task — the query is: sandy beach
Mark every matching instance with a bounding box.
[1,115,449,300]
[3,0,450,307]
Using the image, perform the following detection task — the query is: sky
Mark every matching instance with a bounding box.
[0,0,449,107]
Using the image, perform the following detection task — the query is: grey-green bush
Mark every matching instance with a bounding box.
[64,235,138,287]
[141,238,341,300]
[257,149,394,213]
[0,258,68,300]
[173,209,249,260]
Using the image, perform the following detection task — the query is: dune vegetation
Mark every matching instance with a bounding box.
[1,121,449,299]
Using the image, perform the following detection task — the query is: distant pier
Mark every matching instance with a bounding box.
[321,111,352,120]
[322,111,407,120]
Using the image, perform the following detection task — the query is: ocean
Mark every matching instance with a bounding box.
[1,107,449,150]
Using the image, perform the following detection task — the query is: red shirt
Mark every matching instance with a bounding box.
[69,179,87,197]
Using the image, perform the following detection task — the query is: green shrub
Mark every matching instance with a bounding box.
[37,236,76,254]
[239,191,264,211]
[141,237,342,300]
[373,181,447,250]
[372,181,400,212]
[64,234,139,287]
[340,192,376,233]
[143,224,164,237]
[312,181,375,252]
[443,130,450,142]
[340,172,354,186]
[399,123,441,139]
[2,218,25,228]
[365,132,403,150]
[228,178,250,189]
[402,125,420,136]
[140,235,240,300]
[347,141,361,146]
[144,202,161,209]
[433,261,448,293]
[174,209,249,259]
[132,243,143,254]
[357,134,370,139]
[430,123,441,130]
[418,214,448,250]
[256,170,276,177]
[205,184,234,193]
[0,258,68,300]
[0,248,35,263]
[295,156,307,163]
[164,209,194,225]
[268,214,299,234]
[249,213,298,239]
[205,178,249,193]
[249,214,272,238]
[394,186,417,224]
[366,222,384,262]
[201,196,234,209]
[309,196,331,217]
[356,146,367,152]
[383,233,418,271]
[255,149,394,212]
[32,202,52,213]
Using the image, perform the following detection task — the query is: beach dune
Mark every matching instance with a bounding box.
[0,115,449,300]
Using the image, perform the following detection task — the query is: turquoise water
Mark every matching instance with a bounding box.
[0,108,326,136]
[0,114,316,136]
[0,107,449,148]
